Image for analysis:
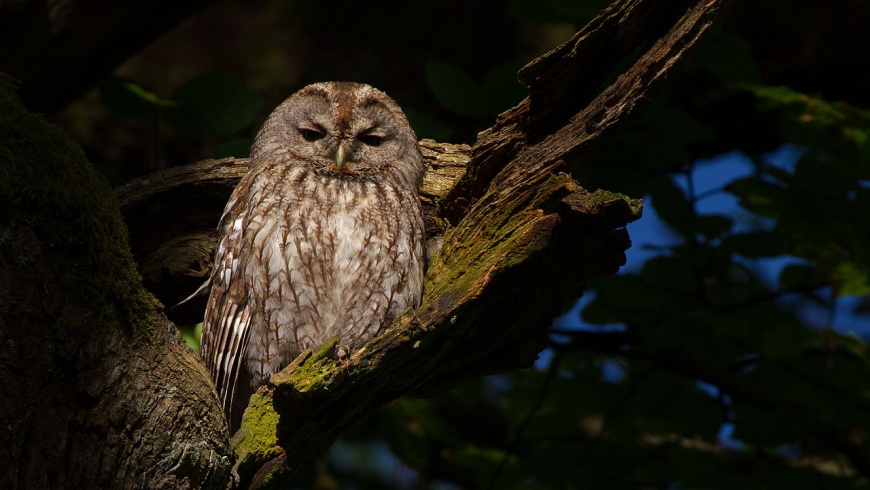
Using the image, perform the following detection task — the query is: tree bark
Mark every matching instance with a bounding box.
[0,79,232,488]
[0,0,725,487]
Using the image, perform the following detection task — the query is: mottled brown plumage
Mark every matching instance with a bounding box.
[200,82,426,433]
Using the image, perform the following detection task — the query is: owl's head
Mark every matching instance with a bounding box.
[251,81,424,188]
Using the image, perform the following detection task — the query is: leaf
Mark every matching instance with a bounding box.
[582,274,671,325]
[425,61,490,118]
[726,177,787,218]
[390,398,465,447]
[402,107,456,141]
[778,263,825,289]
[693,30,762,85]
[757,322,819,359]
[832,261,870,296]
[720,231,786,258]
[215,137,253,159]
[377,406,429,470]
[453,445,518,489]
[99,76,174,119]
[641,255,696,293]
[178,322,202,351]
[696,214,733,239]
[521,441,593,487]
[481,63,526,115]
[425,61,526,119]
[167,72,263,136]
[648,177,694,236]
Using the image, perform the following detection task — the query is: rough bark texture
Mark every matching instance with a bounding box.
[0,79,232,488]
[0,0,724,487]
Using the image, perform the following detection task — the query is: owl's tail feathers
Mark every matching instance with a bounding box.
[175,279,211,307]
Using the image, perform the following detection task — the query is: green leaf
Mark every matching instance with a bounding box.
[215,137,253,159]
[696,214,733,239]
[582,275,672,325]
[377,408,429,470]
[649,177,694,236]
[726,177,787,218]
[402,107,456,141]
[778,263,825,289]
[425,61,489,118]
[720,231,787,258]
[641,255,697,293]
[693,30,762,85]
[521,441,592,487]
[167,72,263,136]
[454,445,517,489]
[390,398,465,446]
[178,322,202,351]
[425,61,525,119]
[757,322,819,359]
[481,62,526,115]
[832,261,870,296]
[99,76,174,119]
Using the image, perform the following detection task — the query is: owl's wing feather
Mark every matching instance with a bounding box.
[207,289,253,429]
[202,184,257,432]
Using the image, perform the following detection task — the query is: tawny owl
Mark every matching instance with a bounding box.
[200,82,426,433]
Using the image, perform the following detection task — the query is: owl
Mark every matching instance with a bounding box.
[200,82,426,433]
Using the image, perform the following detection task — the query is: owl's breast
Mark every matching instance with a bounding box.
[255,171,424,360]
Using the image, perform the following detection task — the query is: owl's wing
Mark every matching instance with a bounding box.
[201,184,256,432]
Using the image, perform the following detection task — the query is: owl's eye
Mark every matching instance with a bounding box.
[299,127,325,142]
[357,132,383,147]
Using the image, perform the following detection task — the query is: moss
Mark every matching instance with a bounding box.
[279,337,339,390]
[232,392,281,450]
[587,188,644,218]
[0,77,158,338]
[421,173,574,308]
[230,391,284,481]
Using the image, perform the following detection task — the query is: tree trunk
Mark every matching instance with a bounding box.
[0,80,232,488]
[0,0,725,488]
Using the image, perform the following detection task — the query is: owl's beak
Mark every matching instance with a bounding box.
[334,142,347,170]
